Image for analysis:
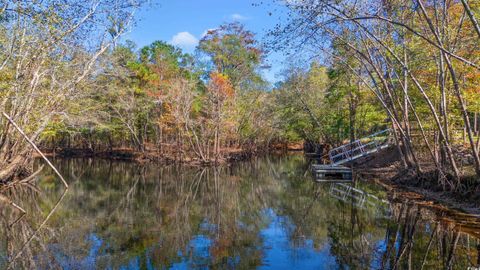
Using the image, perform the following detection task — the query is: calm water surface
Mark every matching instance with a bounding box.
[1,155,480,269]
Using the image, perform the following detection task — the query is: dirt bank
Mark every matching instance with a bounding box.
[355,146,480,215]
[37,146,285,166]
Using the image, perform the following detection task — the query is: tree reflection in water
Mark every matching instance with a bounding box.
[0,155,479,269]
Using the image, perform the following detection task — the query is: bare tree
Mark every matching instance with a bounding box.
[273,0,480,186]
[0,0,145,182]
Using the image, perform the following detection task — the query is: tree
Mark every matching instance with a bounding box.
[207,72,234,163]
[199,22,263,90]
[271,0,480,186]
[0,0,144,183]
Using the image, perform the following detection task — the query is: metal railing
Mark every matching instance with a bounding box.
[328,129,391,165]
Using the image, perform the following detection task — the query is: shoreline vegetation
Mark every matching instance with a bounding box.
[37,143,480,215]
[38,142,305,164]
[1,1,480,215]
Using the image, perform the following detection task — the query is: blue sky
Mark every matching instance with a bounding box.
[125,0,291,83]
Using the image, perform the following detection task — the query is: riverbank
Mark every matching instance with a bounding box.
[356,146,480,215]
[38,143,304,166]
[38,148,252,165]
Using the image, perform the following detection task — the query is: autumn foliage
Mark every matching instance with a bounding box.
[208,72,235,99]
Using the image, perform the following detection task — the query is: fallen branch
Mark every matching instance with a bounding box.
[0,166,44,193]
[2,112,69,188]
[19,165,44,184]
[0,194,26,214]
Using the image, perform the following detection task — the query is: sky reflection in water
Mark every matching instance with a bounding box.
[1,155,480,269]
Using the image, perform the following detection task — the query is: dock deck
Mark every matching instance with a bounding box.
[311,164,352,181]
[310,129,391,182]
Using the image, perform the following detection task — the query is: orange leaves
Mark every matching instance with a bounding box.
[463,69,480,112]
[464,69,480,93]
[208,72,234,98]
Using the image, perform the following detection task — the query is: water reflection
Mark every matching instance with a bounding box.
[328,183,391,219]
[1,155,479,269]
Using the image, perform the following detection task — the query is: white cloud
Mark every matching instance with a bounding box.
[170,32,199,50]
[230,13,249,21]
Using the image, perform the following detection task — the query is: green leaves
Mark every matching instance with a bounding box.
[199,22,264,90]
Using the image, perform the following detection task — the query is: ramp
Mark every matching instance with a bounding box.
[328,129,391,166]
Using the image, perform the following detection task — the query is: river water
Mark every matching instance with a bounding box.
[1,155,480,269]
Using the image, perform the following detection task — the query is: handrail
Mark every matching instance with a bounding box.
[330,141,376,160]
[328,129,391,165]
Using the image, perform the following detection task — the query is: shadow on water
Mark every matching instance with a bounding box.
[1,155,480,269]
